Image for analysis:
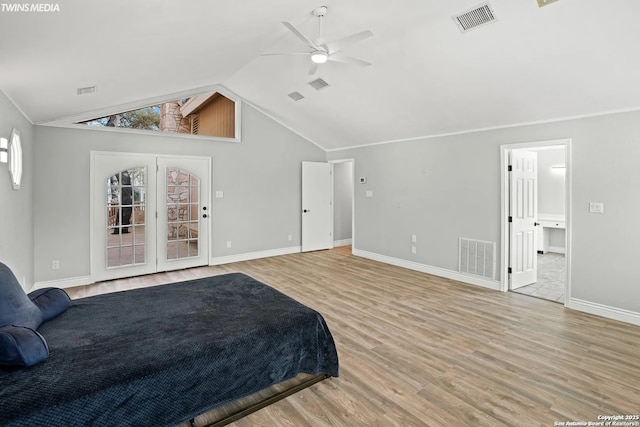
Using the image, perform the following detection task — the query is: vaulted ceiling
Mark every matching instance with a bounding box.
[1,0,639,150]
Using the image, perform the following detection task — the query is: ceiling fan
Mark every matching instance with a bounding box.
[262,6,373,75]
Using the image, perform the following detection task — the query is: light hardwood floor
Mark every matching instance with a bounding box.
[67,247,640,426]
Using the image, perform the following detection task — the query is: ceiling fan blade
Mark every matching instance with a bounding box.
[282,21,318,50]
[308,63,320,75]
[261,52,309,56]
[328,53,372,68]
[326,30,373,54]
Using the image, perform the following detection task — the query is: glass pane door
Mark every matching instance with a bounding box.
[106,168,146,268]
[166,168,200,260]
[156,156,209,272]
[92,152,157,283]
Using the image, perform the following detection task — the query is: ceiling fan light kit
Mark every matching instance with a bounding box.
[311,50,328,64]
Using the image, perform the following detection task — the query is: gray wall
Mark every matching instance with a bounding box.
[328,110,640,314]
[0,91,34,290]
[33,103,325,284]
[537,148,565,216]
[333,161,353,243]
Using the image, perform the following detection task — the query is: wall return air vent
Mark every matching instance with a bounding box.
[452,2,497,33]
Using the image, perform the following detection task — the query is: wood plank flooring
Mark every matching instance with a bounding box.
[66,246,640,426]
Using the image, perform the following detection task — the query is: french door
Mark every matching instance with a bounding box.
[91,152,210,282]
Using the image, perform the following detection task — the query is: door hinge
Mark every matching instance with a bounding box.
[508,165,512,172]
[156,164,159,172]
[155,211,158,219]
[508,267,512,274]
[508,216,512,223]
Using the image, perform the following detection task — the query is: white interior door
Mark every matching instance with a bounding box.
[302,161,333,252]
[156,156,210,272]
[509,149,538,289]
[92,152,158,282]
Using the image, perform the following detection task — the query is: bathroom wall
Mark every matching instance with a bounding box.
[536,147,566,251]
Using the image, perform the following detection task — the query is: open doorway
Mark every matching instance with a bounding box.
[330,159,354,250]
[500,140,571,304]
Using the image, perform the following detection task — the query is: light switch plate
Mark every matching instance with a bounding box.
[365,190,373,198]
[215,191,224,198]
[589,202,604,213]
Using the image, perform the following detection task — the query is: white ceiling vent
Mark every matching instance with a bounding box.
[308,78,329,91]
[288,91,305,101]
[453,2,497,33]
[76,85,97,96]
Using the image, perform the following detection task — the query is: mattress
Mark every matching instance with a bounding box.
[0,273,339,426]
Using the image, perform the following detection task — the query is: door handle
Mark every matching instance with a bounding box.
[303,209,310,213]
[202,214,208,218]
[534,222,540,226]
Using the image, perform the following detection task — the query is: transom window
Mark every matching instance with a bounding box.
[79,90,239,140]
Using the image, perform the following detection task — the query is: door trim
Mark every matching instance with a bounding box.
[499,139,572,305]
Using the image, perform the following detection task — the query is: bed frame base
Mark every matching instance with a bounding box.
[187,373,329,427]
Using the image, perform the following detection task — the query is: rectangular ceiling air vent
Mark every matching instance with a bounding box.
[308,78,329,91]
[453,2,497,33]
[76,85,97,96]
[288,91,305,101]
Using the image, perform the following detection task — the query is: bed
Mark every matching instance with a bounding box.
[0,271,339,427]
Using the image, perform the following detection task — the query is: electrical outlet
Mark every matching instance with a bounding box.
[411,246,417,254]
[226,241,232,248]
[412,234,417,243]
[287,235,293,241]
[52,260,60,270]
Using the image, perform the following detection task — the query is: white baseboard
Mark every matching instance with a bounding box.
[211,246,301,266]
[334,239,353,247]
[32,276,93,291]
[567,298,640,327]
[547,246,566,254]
[352,249,501,291]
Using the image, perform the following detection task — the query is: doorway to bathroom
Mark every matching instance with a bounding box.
[500,139,571,304]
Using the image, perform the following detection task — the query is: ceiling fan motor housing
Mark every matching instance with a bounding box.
[313,6,328,17]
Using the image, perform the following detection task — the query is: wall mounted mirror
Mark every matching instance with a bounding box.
[8,128,22,190]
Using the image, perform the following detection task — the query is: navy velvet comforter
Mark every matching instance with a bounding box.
[0,273,339,426]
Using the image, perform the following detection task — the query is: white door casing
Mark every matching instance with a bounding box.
[302,161,333,252]
[509,149,538,289]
